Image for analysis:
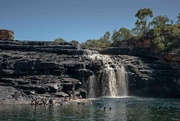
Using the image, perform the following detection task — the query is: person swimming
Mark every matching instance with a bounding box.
[31,99,35,105]
[49,99,53,105]
[103,107,106,111]
[41,98,46,105]
[35,98,39,105]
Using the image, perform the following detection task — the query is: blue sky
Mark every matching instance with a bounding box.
[0,0,179,42]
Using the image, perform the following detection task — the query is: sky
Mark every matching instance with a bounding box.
[0,0,180,43]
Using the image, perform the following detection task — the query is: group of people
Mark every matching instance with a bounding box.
[64,94,82,102]
[31,81,84,106]
[31,98,53,106]
[31,94,83,106]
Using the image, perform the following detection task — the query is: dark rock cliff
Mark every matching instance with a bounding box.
[100,48,180,98]
[0,40,100,103]
[0,40,179,104]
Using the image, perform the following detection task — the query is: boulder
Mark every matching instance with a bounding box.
[76,88,87,98]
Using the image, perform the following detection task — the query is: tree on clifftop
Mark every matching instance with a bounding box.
[70,40,79,46]
[177,13,180,24]
[111,28,132,46]
[135,8,153,35]
[81,31,111,49]
[150,15,169,28]
[131,27,142,39]
[119,27,133,40]
[99,31,111,48]
[111,30,122,46]
[54,38,66,43]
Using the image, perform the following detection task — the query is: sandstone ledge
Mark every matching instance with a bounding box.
[164,52,180,62]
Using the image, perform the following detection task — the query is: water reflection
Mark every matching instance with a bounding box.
[0,97,180,121]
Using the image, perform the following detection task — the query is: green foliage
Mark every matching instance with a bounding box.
[152,24,180,51]
[177,13,180,24]
[131,27,143,39]
[150,15,169,28]
[111,30,122,46]
[100,31,111,47]
[57,8,180,53]
[111,28,132,46]
[153,36,165,50]
[152,26,166,51]
[119,28,133,40]
[81,39,96,49]
[103,31,111,41]
[135,8,153,34]
[170,20,174,25]
[82,32,112,49]
[164,25,180,51]
[70,40,79,46]
[54,38,66,43]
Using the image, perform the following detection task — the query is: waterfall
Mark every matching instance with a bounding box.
[87,74,96,98]
[115,65,128,96]
[87,54,128,97]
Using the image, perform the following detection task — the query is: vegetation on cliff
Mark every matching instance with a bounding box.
[54,8,179,53]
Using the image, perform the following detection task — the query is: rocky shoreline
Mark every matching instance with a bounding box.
[0,85,92,105]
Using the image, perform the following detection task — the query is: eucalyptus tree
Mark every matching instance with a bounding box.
[150,15,169,28]
[119,27,133,40]
[177,13,180,24]
[99,31,111,48]
[111,28,132,46]
[131,27,142,38]
[135,8,153,34]
[111,30,122,46]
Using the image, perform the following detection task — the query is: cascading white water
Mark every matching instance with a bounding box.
[102,64,117,96]
[87,74,96,98]
[115,65,127,96]
[87,54,128,97]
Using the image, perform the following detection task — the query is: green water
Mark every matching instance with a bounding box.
[0,97,180,121]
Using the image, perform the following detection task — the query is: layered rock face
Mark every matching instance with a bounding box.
[0,40,179,104]
[124,56,180,97]
[0,40,100,103]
